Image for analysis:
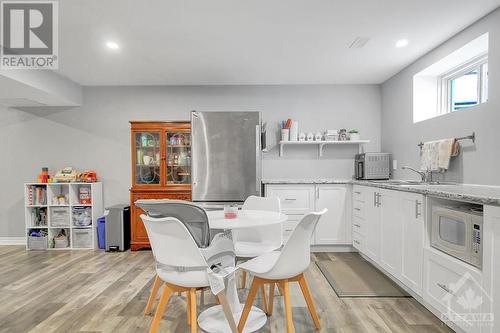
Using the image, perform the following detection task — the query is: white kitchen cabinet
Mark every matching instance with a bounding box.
[401,192,425,295]
[314,185,350,245]
[352,186,425,297]
[363,187,381,262]
[379,189,403,278]
[265,183,350,245]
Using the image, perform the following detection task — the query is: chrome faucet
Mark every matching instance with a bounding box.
[401,166,429,182]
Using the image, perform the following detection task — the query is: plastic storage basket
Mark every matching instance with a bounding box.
[72,228,92,248]
[50,207,70,227]
[28,235,48,250]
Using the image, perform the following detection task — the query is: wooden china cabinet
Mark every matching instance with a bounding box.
[130,121,191,250]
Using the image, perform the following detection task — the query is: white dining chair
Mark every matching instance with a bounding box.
[233,195,282,289]
[141,214,238,333]
[237,209,327,333]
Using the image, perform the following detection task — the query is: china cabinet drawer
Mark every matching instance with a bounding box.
[266,185,314,215]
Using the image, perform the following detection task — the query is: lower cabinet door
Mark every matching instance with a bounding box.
[314,185,348,245]
[364,188,381,261]
[379,189,403,278]
[401,193,425,296]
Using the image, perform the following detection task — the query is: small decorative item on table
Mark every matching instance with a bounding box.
[224,204,238,219]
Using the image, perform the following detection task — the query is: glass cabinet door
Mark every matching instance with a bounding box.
[134,132,161,185]
[166,132,191,185]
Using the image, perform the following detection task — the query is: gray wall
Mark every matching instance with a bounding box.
[382,8,500,185]
[0,85,380,237]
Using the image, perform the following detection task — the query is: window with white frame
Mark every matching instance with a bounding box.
[413,33,489,123]
[440,54,488,114]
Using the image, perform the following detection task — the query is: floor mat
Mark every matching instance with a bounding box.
[316,252,410,297]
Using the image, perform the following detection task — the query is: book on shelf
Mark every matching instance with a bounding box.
[27,185,46,205]
[31,207,47,227]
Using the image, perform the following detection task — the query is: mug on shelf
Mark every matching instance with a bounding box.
[281,129,290,142]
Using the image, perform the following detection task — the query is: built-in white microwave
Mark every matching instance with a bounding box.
[431,205,483,269]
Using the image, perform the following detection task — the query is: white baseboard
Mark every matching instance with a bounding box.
[311,245,355,252]
[0,237,26,245]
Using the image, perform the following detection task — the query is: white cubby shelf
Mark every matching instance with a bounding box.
[24,182,103,250]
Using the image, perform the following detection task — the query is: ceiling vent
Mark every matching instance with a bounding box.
[349,37,371,49]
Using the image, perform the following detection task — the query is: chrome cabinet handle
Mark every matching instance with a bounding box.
[415,200,422,218]
[353,240,360,245]
[255,125,261,192]
[354,191,361,194]
[316,187,320,199]
[437,283,455,295]
[354,207,361,211]
[373,192,377,207]
[376,193,381,207]
[354,224,361,227]
[284,198,296,201]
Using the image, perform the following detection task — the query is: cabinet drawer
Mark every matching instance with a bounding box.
[352,216,364,235]
[282,215,301,243]
[424,249,485,332]
[353,185,367,203]
[352,202,365,219]
[352,232,363,251]
[266,185,314,215]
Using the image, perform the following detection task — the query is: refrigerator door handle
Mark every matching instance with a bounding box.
[256,124,260,193]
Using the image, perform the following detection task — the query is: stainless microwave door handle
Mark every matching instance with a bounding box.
[415,200,422,218]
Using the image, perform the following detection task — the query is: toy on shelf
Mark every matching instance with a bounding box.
[52,167,78,183]
[38,167,50,183]
[78,170,98,183]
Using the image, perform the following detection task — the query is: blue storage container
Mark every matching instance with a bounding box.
[97,216,106,249]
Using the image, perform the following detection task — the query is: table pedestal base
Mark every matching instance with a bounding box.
[198,304,267,333]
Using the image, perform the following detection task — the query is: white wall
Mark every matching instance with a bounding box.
[0,84,380,237]
[382,8,500,185]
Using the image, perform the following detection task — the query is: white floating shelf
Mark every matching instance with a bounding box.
[279,140,370,157]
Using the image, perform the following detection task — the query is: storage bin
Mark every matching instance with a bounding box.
[72,228,92,248]
[28,235,48,250]
[50,207,70,227]
[72,207,92,226]
[97,216,106,249]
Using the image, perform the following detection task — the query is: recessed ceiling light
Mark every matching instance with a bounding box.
[105,41,120,50]
[395,39,409,48]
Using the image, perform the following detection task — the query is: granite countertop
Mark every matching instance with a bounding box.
[262,178,352,184]
[352,180,500,206]
[262,178,500,206]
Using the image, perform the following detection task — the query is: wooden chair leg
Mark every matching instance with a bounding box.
[187,291,191,325]
[189,288,197,333]
[267,283,275,316]
[282,280,295,333]
[297,274,321,329]
[241,270,247,289]
[149,284,172,333]
[238,277,261,333]
[144,275,163,315]
[261,284,268,314]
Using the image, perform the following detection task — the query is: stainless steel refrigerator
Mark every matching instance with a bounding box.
[191,111,262,207]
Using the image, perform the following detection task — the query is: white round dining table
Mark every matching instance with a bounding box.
[197,209,287,333]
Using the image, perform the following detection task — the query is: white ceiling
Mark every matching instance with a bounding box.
[57,0,500,86]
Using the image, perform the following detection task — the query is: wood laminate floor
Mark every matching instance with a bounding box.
[0,246,453,333]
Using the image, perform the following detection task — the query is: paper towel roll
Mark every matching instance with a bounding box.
[290,121,299,141]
